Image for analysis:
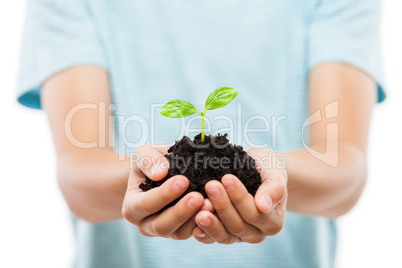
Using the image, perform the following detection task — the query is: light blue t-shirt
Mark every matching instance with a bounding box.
[17,0,384,267]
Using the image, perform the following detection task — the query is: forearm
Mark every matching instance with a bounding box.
[40,66,130,223]
[281,63,376,218]
[282,142,367,218]
[57,149,130,223]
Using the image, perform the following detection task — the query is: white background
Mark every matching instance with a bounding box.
[0,1,401,267]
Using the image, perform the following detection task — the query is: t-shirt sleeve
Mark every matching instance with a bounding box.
[309,0,385,103]
[16,0,106,109]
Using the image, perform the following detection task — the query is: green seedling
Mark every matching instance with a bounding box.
[160,87,238,143]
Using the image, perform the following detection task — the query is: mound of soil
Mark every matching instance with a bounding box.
[139,133,261,210]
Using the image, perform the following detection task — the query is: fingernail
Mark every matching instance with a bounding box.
[223,178,234,190]
[260,194,273,212]
[173,179,187,191]
[151,159,168,175]
[196,232,206,238]
[151,159,162,175]
[187,198,201,210]
[200,202,213,212]
[199,217,211,227]
[151,161,159,175]
[207,186,219,198]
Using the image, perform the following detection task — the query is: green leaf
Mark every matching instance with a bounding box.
[205,87,238,111]
[160,99,198,118]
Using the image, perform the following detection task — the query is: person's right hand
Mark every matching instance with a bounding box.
[122,143,209,240]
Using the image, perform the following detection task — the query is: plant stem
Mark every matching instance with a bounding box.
[201,113,205,143]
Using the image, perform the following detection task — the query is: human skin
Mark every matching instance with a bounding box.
[42,62,376,243]
[192,62,376,243]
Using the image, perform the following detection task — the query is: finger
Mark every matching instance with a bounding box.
[133,143,170,181]
[244,148,287,213]
[126,167,146,193]
[192,226,214,244]
[195,211,240,244]
[222,174,285,235]
[141,192,204,237]
[174,199,214,241]
[205,180,261,238]
[172,215,198,240]
[221,174,263,225]
[199,198,214,213]
[123,175,189,223]
[254,169,287,213]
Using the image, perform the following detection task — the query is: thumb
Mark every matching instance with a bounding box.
[149,157,170,180]
[255,170,287,213]
[133,144,170,181]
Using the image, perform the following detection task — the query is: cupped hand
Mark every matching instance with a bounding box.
[192,147,288,244]
[122,143,212,240]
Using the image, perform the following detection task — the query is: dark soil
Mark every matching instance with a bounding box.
[139,133,261,210]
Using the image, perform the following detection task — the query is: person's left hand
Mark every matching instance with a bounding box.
[192,148,288,244]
